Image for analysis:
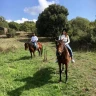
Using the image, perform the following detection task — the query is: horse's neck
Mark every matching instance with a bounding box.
[63,46,69,58]
[28,43,32,50]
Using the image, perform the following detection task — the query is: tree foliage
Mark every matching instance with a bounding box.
[68,17,90,41]
[36,4,69,37]
[19,21,36,32]
[8,22,20,31]
[0,16,9,34]
[0,16,9,28]
[68,17,96,50]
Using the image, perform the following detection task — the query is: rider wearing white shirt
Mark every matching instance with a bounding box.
[59,34,70,45]
[30,33,38,49]
[59,30,75,63]
[31,35,38,42]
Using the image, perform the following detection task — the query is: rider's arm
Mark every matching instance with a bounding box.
[35,36,38,42]
[65,35,70,45]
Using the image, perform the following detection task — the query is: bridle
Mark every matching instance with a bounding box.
[56,40,65,56]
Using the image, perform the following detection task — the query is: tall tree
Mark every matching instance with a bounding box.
[36,4,69,37]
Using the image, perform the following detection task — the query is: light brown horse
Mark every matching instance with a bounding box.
[55,40,71,83]
[24,42,43,58]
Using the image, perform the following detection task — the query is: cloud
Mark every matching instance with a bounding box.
[6,19,12,22]
[24,0,59,15]
[6,18,37,23]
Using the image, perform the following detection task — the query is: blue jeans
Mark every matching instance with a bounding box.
[65,44,73,58]
[34,42,38,49]
[30,42,38,49]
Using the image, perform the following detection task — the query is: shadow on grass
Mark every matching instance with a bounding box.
[92,68,96,71]
[6,56,31,63]
[7,67,55,96]
[16,56,31,60]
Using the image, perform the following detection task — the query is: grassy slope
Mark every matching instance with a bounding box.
[0,38,96,96]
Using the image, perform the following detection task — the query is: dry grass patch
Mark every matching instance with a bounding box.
[0,38,24,52]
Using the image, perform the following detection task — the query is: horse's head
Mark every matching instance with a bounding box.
[55,40,65,56]
[24,42,29,50]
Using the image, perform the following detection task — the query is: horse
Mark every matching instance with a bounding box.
[55,40,71,83]
[24,42,43,58]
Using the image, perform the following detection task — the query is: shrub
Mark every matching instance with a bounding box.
[6,28,16,38]
[0,30,4,35]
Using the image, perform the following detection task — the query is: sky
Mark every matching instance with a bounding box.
[0,0,96,23]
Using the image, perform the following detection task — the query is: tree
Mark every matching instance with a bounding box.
[0,16,9,34]
[8,22,20,31]
[0,16,9,28]
[67,17,92,50]
[0,16,5,21]
[69,17,90,42]
[19,21,36,32]
[36,4,69,37]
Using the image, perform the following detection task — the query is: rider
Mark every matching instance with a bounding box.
[30,33,38,49]
[59,30,75,63]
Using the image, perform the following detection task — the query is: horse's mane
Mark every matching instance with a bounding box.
[63,44,69,59]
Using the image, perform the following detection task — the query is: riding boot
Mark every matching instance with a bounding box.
[71,57,75,63]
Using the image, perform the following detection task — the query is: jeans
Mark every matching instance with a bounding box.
[65,44,73,58]
[30,41,38,49]
[34,42,38,49]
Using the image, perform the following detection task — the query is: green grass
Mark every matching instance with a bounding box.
[0,38,96,96]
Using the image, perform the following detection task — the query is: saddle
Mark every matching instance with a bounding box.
[30,42,38,49]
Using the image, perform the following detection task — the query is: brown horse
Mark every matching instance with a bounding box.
[55,40,71,83]
[24,42,43,58]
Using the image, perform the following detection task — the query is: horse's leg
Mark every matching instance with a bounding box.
[41,47,43,56]
[39,48,43,56]
[30,52,32,59]
[33,52,35,57]
[58,63,62,82]
[65,64,68,83]
[61,64,64,73]
[38,49,40,56]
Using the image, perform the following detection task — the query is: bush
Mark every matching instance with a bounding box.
[6,28,16,38]
[0,30,4,35]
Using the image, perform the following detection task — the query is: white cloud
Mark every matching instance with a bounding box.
[32,19,37,22]
[6,18,37,23]
[24,0,59,15]
[6,19,12,22]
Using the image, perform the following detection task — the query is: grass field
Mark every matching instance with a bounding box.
[0,37,96,96]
